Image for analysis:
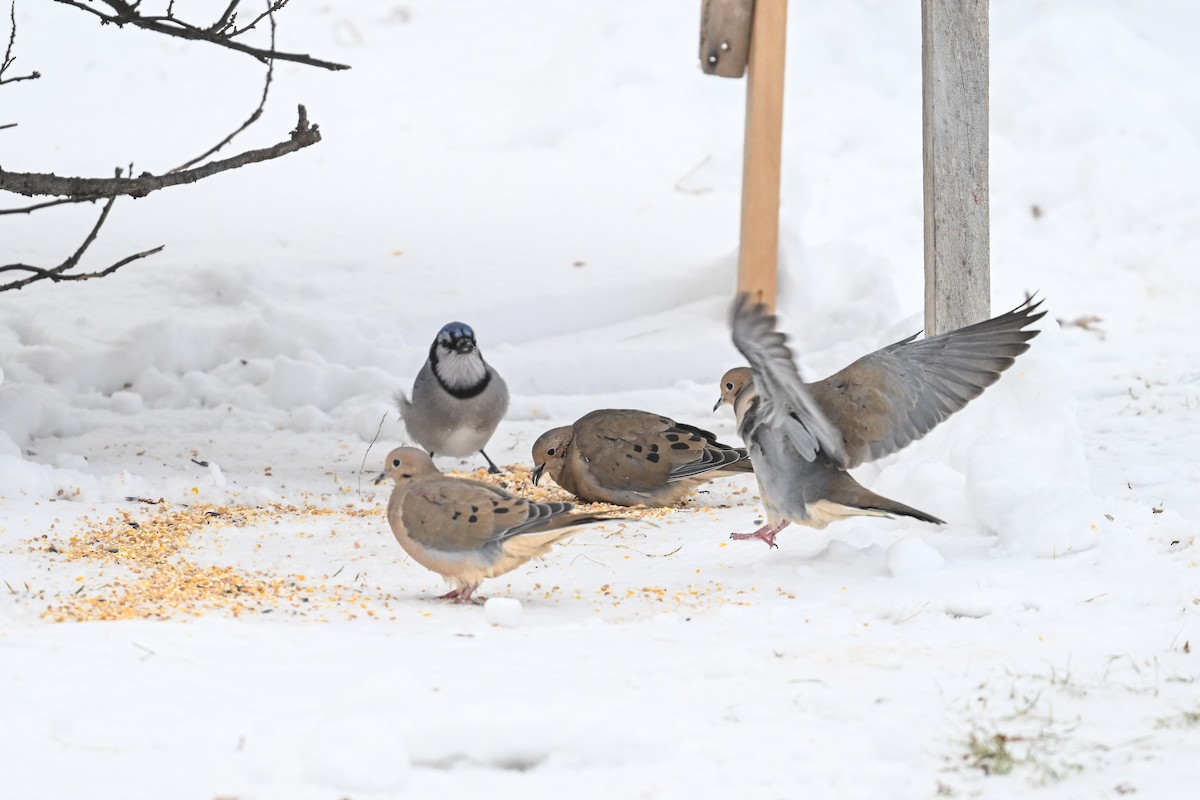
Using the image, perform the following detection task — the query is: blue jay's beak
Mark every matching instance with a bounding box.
[531,462,545,486]
[454,339,475,354]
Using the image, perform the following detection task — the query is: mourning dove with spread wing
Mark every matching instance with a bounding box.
[375,447,618,602]
[715,294,1045,546]
[397,322,509,474]
[531,409,753,507]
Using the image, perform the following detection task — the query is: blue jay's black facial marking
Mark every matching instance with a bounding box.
[429,321,491,399]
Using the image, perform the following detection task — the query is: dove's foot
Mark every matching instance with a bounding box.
[730,521,789,549]
[437,586,485,605]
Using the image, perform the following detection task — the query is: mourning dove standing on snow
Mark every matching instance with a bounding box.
[531,409,753,507]
[398,322,509,474]
[715,294,1045,547]
[375,447,619,602]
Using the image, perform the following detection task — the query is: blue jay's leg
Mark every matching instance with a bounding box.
[480,449,501,474]
[730,520,790,548]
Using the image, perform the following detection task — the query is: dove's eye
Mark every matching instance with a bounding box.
[725,382,734,391]
[546,447,556,456]
[392,459,401,467]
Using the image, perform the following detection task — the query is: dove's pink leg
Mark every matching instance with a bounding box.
[436,585,484,605]
[730,520,790,548]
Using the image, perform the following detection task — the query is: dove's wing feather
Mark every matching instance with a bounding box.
[808,297,1045,467]
[730,295,848,466]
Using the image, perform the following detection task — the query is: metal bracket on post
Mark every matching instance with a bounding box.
[700,0,754,78]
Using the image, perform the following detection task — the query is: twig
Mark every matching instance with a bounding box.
[52,0,349,70]
[230,0,288,37]
[0,104,321,200]
[0,173,166,291]
[0,196,90,215]
[1,0,41,86]
[358,411,389,492]
[674,155,714,195]
[170,1,277,173]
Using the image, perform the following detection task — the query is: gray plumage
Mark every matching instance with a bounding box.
[716,295,1045,546]
[397,321,509,473]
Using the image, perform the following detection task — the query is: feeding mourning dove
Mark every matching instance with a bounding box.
[531,409,753,507]
[715,294,1045,546]
[375,446,618,602]
[397,321,509,473]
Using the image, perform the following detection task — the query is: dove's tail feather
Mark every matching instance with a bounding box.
[859,495,946,525]
[496,514,628,562]
[724,452,756,473]
[814,480,946,527]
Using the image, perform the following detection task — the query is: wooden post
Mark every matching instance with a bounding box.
[922,0,990,334]
[737,0,787,311]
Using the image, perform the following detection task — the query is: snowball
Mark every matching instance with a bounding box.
[886,535,945,577]
[484,596,523,628]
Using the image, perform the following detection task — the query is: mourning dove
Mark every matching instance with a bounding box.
[397,322,509,474]
[375,446,617,602]
[716,295,1045,546]
[531,409,753,507]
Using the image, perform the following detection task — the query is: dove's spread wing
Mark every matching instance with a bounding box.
[808,297,1045,468]
[730,294,848,466]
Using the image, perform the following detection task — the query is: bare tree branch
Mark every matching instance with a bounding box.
[3,1,345,293]
[0,104,321,200]
[52,0,350,70]
[0,196,82,214]
[169,4,277,174]
[228,0,287,37]
[1,1,41,87]
[210,1,242,35]
[0,169,165,292]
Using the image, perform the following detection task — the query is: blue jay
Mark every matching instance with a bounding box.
[397,322,509,474]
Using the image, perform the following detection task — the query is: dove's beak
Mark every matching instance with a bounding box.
[531,462,544,486]
[713,397,724,412]
[373,471,387,485]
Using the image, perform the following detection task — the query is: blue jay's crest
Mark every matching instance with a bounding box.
[437,322,476,347]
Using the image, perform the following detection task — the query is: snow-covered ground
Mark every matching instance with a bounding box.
[2,1,1198,797]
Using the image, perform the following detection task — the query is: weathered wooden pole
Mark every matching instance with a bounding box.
[922,0,990,334]
[700,0,787,312]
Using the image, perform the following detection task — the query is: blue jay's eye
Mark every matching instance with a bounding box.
[546,447,556,456]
